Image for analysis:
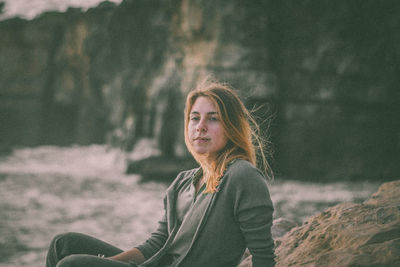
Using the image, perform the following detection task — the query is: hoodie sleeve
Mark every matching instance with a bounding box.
[230,161,276,267]
[135,168,197,260]
[135,194,169,259]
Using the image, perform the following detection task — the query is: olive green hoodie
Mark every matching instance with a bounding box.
[136,159,275,267]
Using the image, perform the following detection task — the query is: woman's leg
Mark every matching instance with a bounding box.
[46,232,131,267]
[56,254,135,267]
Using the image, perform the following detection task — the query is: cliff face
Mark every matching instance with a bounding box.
[0,1,170,147]
[0,0,399,180]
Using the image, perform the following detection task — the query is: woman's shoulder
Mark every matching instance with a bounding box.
[224,159,266,185]
[222,160,272,201]
[227,159,263,176]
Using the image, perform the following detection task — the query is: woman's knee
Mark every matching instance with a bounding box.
[56,255,75,267]
[56,254,94,267]
[48,232,83,258]
[50,232,75,244]
[51,232,85,248]
[55,232,82,241]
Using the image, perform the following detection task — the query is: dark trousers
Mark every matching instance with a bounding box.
[46,232,137,267]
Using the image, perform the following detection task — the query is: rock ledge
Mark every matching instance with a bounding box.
[273,180,400,267]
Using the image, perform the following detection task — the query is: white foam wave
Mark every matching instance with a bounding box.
[0,0,123,20]
[0,145,127,178]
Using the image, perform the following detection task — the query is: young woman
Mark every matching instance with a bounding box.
[46,81,275,267]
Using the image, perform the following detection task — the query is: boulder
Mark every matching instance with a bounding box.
[273,180,400,267]
[238,180,400,267]
[126,156,198,182]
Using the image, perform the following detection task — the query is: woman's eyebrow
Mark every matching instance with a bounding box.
[190,111,218,115]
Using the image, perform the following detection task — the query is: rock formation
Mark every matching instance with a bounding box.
[126,155,197,182]
[0,0,399,181]
[271,180,400,266]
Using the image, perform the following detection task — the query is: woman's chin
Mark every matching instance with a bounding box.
[194,150,208,156]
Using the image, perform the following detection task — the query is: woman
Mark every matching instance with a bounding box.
[46,81,275,267]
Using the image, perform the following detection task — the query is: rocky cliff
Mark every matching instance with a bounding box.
[274,179,400,266]
[0,0,399,180]
[239,180,400,266]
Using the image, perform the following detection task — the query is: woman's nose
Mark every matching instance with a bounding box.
[196,119,207,132]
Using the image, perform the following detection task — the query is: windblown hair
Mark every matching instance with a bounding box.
[184,80,273,193]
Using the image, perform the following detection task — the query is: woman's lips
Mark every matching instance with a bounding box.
[194,137,210,143]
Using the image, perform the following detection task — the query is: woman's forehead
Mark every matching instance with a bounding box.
[191,96,218,112]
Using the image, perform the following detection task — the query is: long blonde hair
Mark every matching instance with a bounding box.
[184,81,273,193]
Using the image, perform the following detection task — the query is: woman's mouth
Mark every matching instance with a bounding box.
[194,137,210,143]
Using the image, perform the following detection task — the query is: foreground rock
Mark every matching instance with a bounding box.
[240,180,400,266]
[271,180,400,267]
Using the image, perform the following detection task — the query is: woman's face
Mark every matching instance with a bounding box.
[188,96,228,160]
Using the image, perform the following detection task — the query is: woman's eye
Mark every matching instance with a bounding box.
[209,117,219,121]
[190,116,200,121]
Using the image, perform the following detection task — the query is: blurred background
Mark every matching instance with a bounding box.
[0,0,398,266]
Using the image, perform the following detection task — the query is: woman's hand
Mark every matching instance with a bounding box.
[108,247,146,264]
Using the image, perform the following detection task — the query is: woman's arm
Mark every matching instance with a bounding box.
[108,204,169,264]
[110,170,186,263]
[230,162,275,267]
[133,194,171,260]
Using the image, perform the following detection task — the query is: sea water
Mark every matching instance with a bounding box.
[0,145,379,267]
[0,0,123,20]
